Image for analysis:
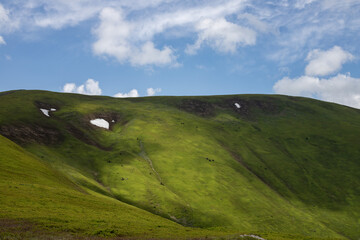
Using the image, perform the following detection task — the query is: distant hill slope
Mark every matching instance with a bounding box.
[0,90,359,239]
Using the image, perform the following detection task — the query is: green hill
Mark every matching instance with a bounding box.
[0,90,359,239]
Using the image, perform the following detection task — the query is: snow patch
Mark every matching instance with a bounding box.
[40,108,50,117]
[50,108,57,111]
[90,119,109,129]
[234,103,241,109]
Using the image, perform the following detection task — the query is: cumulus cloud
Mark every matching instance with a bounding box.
[274,74,360,108]
[92,8,177,66]
[0,36,5,45]
[186,18,256,55]
[305,46,354,77]
[114,89,139,98]
[63,79,102,95]
[83,79,102,95]
[274,75,320,97]
[1,1,254,66]
[273,46,359,108]
[63,83,76,93]
[147,88,161,96]
[91,2,253,65]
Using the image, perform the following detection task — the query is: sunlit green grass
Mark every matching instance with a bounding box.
[0,135,231,239]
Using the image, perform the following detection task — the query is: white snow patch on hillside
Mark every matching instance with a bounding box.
[40,108,50,117]
[50,108,57,111]
[90,119,109,129]
[235,103,241,108]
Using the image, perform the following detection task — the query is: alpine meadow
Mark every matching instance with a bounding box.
[0,90,359,239]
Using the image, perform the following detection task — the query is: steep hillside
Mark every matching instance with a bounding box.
[0,131,227,239]
[0,90,359,239]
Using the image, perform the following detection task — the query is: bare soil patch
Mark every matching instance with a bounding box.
[0,124,63,145]
[179,99,215,117]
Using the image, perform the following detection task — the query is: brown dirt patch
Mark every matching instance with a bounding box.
[222,98,282,120]
[177,97,282,119]
[34,101,60,111]
[0,124,63,145]
[178,99,215,117]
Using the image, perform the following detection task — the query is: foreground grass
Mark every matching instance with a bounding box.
[0,135,229,239]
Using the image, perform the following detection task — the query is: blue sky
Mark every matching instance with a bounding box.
[0,0,360,108]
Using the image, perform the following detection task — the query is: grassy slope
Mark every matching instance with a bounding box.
[0,90,359,239]
[0,134,229,239]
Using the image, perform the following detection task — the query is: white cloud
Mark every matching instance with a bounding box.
[259,1,360,63]
[0,4,7,20]
[114,89,139,98]
[0,3,19,33]
[5,0,247,30]
[0,4,9,27]
[91,2,252,66]
[7,0,175,31]
[274,45,360,108]
[92,8,177,66]
[33,1,101,29]
[63,83,76,93]
[2,1,251,66]
[0,36,5,45]
[186,18,256,55]
[62,79,102,95]
[1,0,360,68]
[273,75,320,97]
[237,13,271,33]
[274,74,360,108]
[147,88,161,96]
[305,46,354,77]
[84,78,102,95]
[130,42,175,66]
[294,0,318,9]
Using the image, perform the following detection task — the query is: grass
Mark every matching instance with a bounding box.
[0,90,359,239]
[0,134,228,239]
